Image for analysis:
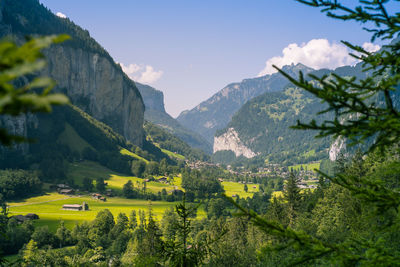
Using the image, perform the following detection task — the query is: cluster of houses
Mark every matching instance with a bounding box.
[55,184,75,195]
[186,160,218,170]
[11,213,40,223]
[144,176,170,184]
[92,193,107,202]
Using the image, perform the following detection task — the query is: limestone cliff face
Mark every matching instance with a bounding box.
[329,137,346,161]
[0,0,145,147]
[41,46,144,146]
[213,128,257,158]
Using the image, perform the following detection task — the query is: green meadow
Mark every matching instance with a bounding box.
[8,193,205,231]
[289,161,320,172]
[222,181,259,198]
[7,160,260,232]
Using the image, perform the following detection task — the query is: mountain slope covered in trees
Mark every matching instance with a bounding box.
[177,63,314,143]
[136,83,212,153]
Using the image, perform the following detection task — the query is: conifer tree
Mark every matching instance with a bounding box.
[226,1,400,265]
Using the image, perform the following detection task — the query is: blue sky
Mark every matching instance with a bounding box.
[39,0,386,117]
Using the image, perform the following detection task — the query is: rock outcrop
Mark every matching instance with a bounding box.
[0,0,145,147]
[329,137,346,161]
[214,128,257,158]
[42,46,144,146]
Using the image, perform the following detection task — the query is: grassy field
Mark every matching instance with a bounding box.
[107,174,178,194]
[222,181,259,198]
[161,148,185,160]
[67,161,114,186]
[8,193,204,231]
[58,123,93,154]
[289,162,320,172]
[120,148,149,163]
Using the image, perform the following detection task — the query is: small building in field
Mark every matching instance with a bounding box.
[62,202,89,211]
[157,177,168,184]
[62,204,82,211]
[59,189,74,195]
[11,213,40,223]
[92,193,102,200]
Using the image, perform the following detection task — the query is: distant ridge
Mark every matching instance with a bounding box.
[177,63,314,143]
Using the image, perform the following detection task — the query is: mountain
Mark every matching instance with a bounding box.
[212,63,373,165]
[0,0,144,146]
[143,122,209,161]
[136,83,212,153]
[0,103,173,180]
[177,63,314,143]
[213,86,332,165]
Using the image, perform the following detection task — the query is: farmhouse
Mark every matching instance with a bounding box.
[59,189,74,195]
[62,202,89,211]
[11,213,40,223]
[157,177,168,184]
[62,204,82,211]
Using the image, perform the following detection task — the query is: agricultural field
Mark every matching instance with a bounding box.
[8,193,205,231]
[289,161,320,172]
[222,181,259,198]
[107,174,181,194]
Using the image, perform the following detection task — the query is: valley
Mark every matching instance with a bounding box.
[0,0,399,266]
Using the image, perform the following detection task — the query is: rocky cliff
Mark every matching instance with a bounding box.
[136,83,165,113]
[42,46,144,146]
[0,0,145,147]
[213,128,257,158]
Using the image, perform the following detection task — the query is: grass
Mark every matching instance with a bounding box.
[161,148,185,160]
[222,181,259,198]
[289,162,320,172]
[67,160,115,186]
[57,123,93,154]
[8,193,205,231]
[107,174,177,194]
[120,148,149,163]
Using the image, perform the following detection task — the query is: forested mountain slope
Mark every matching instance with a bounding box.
[136,83,212,153]
[0,0,144,146]
[212,61,386,165]
[177,63,314,143]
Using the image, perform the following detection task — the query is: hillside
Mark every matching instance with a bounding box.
[144,122,209,161]
[136,83,212,153]
[177,63,314,143]
[212,62,377,165]
[0,0,145,146]
[0,103,172,183]
[213,86,333,165]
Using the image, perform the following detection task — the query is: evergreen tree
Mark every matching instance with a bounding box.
[283,171,302,223]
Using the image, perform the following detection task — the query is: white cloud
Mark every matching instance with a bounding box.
[56,12,67,19]
[258,39,381,76]
[362,42,380,53]
[120,63,163,84]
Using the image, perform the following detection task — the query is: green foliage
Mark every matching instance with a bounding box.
[164,198,207,267]
[0,35,69,145]
[0,169,42,200]
[225,1,400,265]
[182,168,224,200]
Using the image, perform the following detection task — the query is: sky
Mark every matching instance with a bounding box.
[39,0,389,117]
